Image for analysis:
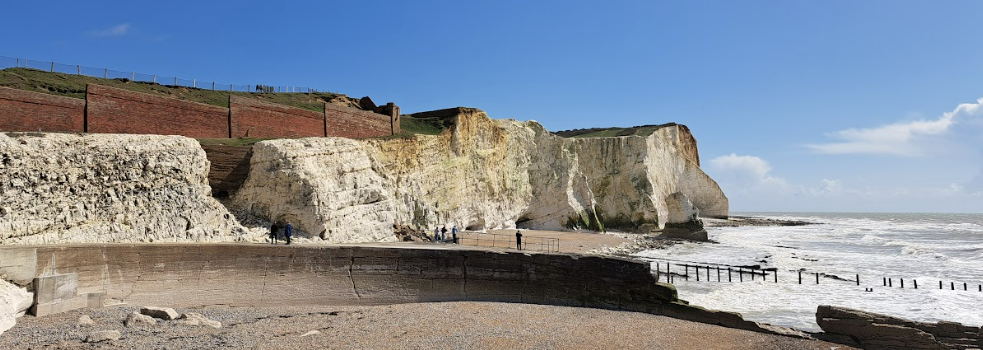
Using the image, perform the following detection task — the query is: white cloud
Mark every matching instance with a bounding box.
[807,97,983,156]
[708,153,789,192]
[89,23,131,37]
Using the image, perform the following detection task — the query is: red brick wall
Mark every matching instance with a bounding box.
[229,96,325,138]
[0,87,84,133]
[85,84,229,138]
[325,103,394,138]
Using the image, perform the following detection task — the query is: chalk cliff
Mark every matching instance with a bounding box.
[231,108,728,242]
[0,133,246,244]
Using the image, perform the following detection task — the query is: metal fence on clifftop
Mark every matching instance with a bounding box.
[0,54,329,94]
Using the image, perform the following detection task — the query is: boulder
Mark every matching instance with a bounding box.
[78,315,95,326]
[84,330,121,343]
[125,312,158,326]
[140,306,180,320]
[0,279,33,336]
[177,312,221,328]
[816,305,965,350]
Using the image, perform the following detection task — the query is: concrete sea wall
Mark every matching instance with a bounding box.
[0,244,796,336]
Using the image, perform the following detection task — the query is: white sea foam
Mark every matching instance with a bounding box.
[634,212,983,331]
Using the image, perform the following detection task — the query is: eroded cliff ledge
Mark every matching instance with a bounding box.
[0,132,245,244]
[231,108,728,242]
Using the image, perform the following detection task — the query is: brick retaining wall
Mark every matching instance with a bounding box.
[0,87,84,133]
[326,103,394,139]
[85,84,230,138]
[230,95,325,138]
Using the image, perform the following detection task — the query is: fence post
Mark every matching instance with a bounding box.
[174,77,177,86]
[750,268,755,281]
[212,82,215,90]
[104,68,108,79]
[77,65,81,75]
[717,267,720,282]
[774,269,777,283]
[153,75,156,83]
[696,266,700,281]
[50,61,54,72]
[230,84,233,91]
[727,267,731,282]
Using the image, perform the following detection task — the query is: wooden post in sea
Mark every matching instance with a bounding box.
[739,268,743,282]
[964,283,967,291]
[883,277,886,286]
[751,268,755,281]
[706,266,710,281]
[815,272,819,284]
[696,266,700,281]
[728,268,732,282]
[951,282,955,290]
[798,270,802,284]
[717,267,721,282]
[888,278,892,287]
[774,269,777,283]
[900,278,904,288]
[940,281,943,289]
[856,274,860,286]
[914,279,917,289]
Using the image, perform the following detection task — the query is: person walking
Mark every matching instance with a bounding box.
[269,222,279,244]
[440,226,448,243]
[285,221,293,245]
[451,225,458,244]
[515,230,522,250]
[433,226,440,243]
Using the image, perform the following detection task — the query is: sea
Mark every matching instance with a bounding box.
[633,212,983,332]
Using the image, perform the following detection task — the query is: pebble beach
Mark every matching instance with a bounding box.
[1,302,853,350]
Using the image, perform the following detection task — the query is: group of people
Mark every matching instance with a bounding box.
[431,225,525,250]
[269,221,293,245]
[433,225,459,244]
[255,84,275,93]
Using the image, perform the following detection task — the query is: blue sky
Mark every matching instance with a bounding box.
[3,1,981,213]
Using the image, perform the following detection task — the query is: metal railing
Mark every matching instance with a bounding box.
[441,232,560,253]
[0,54,329,94]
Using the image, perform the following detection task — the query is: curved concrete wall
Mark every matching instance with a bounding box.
[1,245,784,334]
[18,245,674,309]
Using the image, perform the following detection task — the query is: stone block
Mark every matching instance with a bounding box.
[0,248,37,286]
[33,273,78,304]
[30,294,87,317]
[86,292,106,308]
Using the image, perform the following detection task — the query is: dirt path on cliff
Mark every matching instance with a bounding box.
[1,302,853,350]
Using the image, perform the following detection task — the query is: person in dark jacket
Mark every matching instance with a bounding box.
[515,230,522,250]
[285,221,293,245]
[270,223,279,244]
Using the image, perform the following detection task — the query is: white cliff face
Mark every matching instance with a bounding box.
[232,109,728,242]
[0,133,247,244]
[0,279,32,336]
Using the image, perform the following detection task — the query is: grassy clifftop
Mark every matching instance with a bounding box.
[552,123,678,138]
[0,67,356,112]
